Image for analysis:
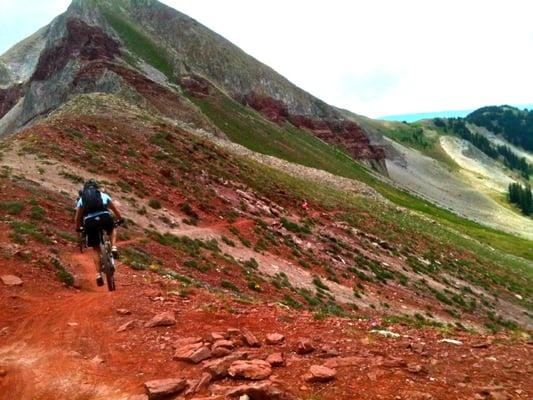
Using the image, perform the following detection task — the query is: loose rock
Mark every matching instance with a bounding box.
[117,320,136,333]
[144,312,176,328]
[242,328,260,347]
[266,352,284,367]
[296,339,315,355]
[303,365,336,383]
[1,275,23,286]
[144,378,187,400]
[266,333,285,345]
[228,359,272,380]
[116,308,131,315]
[174,342,212,364]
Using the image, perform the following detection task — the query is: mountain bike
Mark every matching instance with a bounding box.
[98,228,116,291]
[79,230,87,253]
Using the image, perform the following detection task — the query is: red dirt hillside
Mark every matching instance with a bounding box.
[0,94,531,400]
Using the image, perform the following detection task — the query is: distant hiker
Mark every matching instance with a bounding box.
[75,179,123,287]
[301,199,309,213]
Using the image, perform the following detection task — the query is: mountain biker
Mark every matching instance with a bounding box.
[75,179,123,286]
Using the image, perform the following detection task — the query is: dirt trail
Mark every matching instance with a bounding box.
[0,249,135,400]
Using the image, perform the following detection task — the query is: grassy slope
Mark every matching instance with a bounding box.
[190,93,533,262]
[101,7,174,79]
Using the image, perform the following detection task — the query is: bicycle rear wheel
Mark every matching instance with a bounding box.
[105,268,116,291]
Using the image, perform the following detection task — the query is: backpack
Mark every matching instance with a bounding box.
[81,186,106,214]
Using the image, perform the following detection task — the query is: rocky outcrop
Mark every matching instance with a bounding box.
[0,85,24,119]
[32,18,120,82]
[238,91,385,162]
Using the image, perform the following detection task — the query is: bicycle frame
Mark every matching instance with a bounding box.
[98,230,116,291]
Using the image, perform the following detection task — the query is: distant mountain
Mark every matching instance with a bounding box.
[466,105,533,152]
[0,0,385,167]
[380,109,473,122]
[381,103,533,123]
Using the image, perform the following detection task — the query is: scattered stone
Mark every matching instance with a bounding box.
[381,357,407,368]
[212,347,232,358]
[212,340,234,351]
[0,369,7,377]
[1,275,23,286]
[144,378,187,400]
[318,345,339,358]
[409,342,426,354]
[193,372,212,393]
[117,308,132,315]
[144,312,176,328]
[266,333,285,345]
[407,363,424,373]
[367,369,386,382]
[117,320,137,333]
[303,365,336,383]
[208,332,225,342]
[266,352,284,367]
[439,339,463,345]
[371,329,400,338]
[67,322,79,327]
[242,328,260,347]
[174,342,212,364]
[226,328,242,337]
[296,339,315,355]
[228,359,272,380]
[204,352,248,378]
[91,355,104,365]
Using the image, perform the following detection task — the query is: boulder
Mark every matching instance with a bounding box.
[303,365,336,383]
[228,360,272,380]
[266,333,284,345]
[242,328,260,347]
[1,275,23,286]
[296,339,315,355]
[144,378,187,400]
[144,312,176,328]
[174,342,212,364]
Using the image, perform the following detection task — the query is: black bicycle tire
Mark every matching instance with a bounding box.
[105,268,115,291]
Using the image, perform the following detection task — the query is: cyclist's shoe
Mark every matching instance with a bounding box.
[96,273,104,286]
[111,246,119,259]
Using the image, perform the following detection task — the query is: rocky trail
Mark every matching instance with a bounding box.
[2,229,532,400]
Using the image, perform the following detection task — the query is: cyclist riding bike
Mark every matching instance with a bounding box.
[75,179,123,286]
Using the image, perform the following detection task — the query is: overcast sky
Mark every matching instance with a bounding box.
[1,0,532,117]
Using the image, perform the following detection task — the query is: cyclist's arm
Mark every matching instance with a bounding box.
[75,207,83,230]
[108,200,122,221]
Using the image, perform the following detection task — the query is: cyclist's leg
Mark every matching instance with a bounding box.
[93,246,102,273]
[110,227,117,247]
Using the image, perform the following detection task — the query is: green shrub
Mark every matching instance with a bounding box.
[148,199,161,209]
[0,201,24,215]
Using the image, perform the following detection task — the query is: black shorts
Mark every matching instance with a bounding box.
[83,212,114,248]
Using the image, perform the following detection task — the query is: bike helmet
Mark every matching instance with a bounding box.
[84,178,99,189]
